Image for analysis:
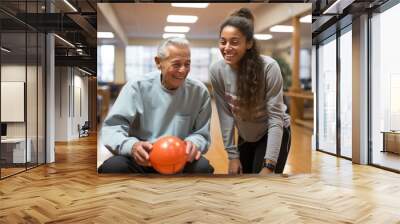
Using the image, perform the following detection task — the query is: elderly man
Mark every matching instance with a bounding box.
[98,37,214,174]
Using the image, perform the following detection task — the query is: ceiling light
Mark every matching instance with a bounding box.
[300,15,312,23]
[97,32,114,38]
[164,26,190,33]
[54,34,75,48]
[171,3,209,8]
[78,67,92,76]
[270,25,294,33]
[254,34,273,40]
[323,0,354,14]
[167,15,198,23]
[1,47,11,53]
[162,33,186,39]
[63,0,78,12]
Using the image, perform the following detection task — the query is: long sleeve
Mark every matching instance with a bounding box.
[101,82,140,157]
[210,70,238,160]
[264,62,285,163]
[184,90,212,154]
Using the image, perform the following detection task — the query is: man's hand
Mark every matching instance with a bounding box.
[185,141,201,162]
[228,159,242,174]
[131,141,152,166]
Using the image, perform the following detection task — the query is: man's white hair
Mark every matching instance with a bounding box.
[157,37,190,59]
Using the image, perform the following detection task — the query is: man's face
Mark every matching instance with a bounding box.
[155,45,191,90]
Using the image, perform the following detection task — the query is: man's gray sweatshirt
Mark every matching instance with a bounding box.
[101,71,212,156]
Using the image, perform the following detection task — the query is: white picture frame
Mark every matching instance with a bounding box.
[1,81,25,122]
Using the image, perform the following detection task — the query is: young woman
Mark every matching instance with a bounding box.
[210,8,291,174]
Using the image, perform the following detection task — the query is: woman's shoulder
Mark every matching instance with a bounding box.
[260,55,281,75]
[260,55,282,85]
[209,59,228,74]
[260,55,278,67]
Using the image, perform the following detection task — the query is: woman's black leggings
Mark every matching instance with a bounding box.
[238,126,291,174]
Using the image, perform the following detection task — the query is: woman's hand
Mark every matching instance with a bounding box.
[259,160,275,175]
[259,167,273,175]
[228,159,242,174]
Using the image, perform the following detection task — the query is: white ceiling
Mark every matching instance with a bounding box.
[98,3,311,49]
[112,3,262,40]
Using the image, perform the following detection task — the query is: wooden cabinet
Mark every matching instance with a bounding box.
[382,131,400,154]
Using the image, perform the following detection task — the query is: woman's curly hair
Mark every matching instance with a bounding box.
[220,8,265,120]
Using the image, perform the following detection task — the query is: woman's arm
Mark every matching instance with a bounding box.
[264,62,285,164]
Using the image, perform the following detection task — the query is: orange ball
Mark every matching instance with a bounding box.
[150,136,187,174]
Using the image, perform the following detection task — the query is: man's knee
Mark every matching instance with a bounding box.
[184,157,214,174]
[98,155,136,173]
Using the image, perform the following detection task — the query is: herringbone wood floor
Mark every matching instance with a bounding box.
[1,129,400,223]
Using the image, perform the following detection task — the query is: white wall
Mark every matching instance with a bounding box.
[1,64,46,163]
[73,72,89,137]
[1,65,33,138]
[54,67,89,141]
[55,66,68,141]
